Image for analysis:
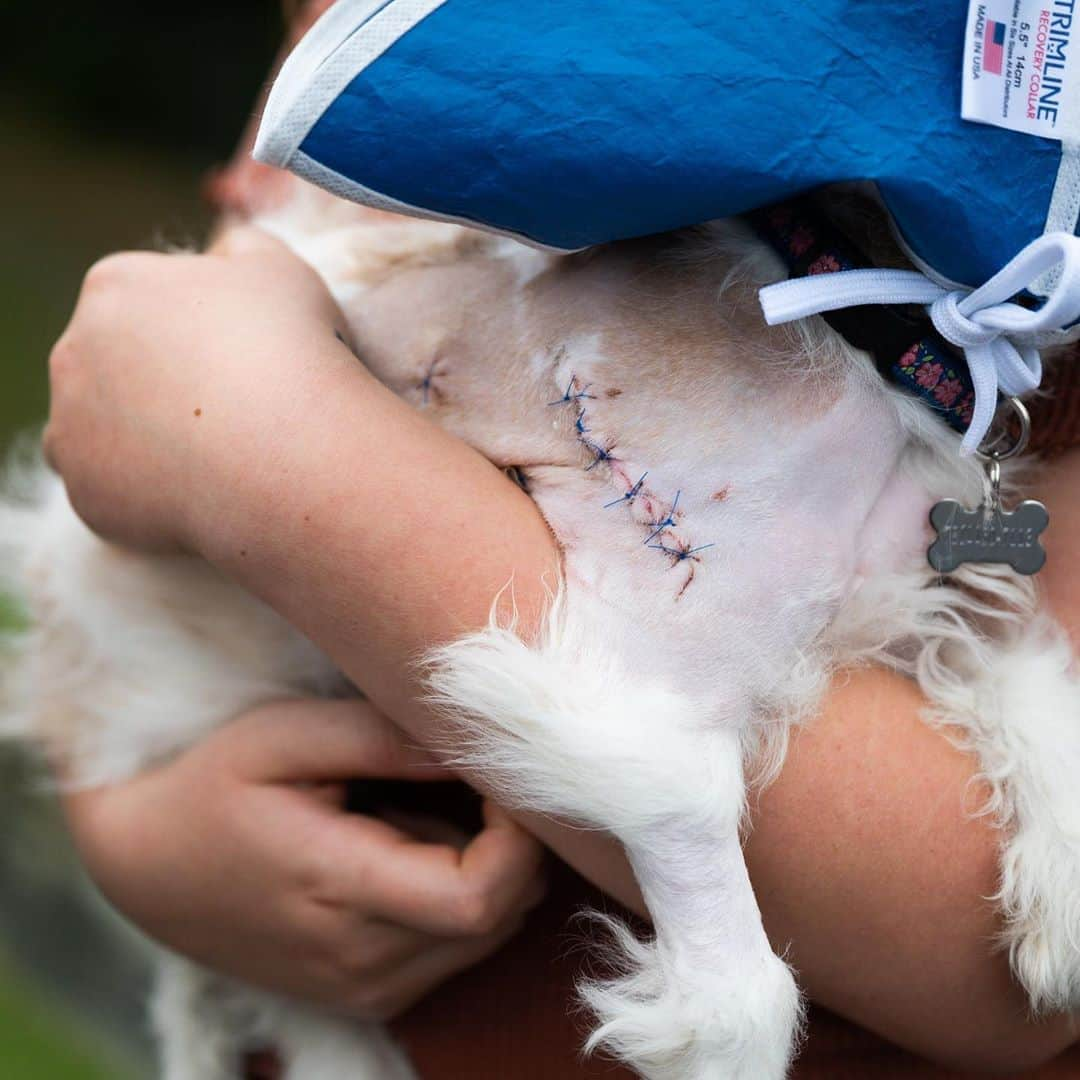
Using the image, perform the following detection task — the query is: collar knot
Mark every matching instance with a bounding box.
[928,292,1000,350]
[759,231,1080,454]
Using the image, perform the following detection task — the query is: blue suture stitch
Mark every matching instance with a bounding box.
[572,407,617,471]
[649,540,717,562]
[584,441,617,471]
[604,472,648,509]
[643,490,682,544]
[547,376,596,407]
[418,359,439,405]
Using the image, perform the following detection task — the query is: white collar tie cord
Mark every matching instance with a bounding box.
[759,231,1080,455]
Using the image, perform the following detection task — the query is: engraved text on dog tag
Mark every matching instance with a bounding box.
[928,499,1049,575]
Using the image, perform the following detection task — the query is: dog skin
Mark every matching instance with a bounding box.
[4,183,1080,1078]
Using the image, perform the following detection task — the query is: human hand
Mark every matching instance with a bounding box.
[44,228,355,553]
[63,698,547,1019]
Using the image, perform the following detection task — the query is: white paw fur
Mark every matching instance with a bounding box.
[581,915,802,1080]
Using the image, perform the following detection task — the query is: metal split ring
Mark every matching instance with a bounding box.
[976,396,1032,463]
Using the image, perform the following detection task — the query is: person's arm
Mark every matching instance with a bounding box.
[45,228,634,900]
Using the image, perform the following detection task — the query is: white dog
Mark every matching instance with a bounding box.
[3,181,1079,1079]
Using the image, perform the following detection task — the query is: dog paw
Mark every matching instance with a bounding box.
[580,922,802,1079]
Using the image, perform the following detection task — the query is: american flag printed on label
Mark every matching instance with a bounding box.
[984,18,1006,74]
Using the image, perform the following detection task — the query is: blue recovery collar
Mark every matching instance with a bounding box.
[255,0,1080,452]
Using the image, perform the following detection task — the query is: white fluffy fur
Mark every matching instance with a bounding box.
[578,912,802,1080]
[152,955,414,1080]
[2,183,1079,1078]
[967,617,1080,1014]
[0,443,339,786]
[427,595,802,1076]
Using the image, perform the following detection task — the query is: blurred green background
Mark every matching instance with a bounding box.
[1,5,287,1075]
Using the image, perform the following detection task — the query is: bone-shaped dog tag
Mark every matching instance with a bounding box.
[928,498,1049,575]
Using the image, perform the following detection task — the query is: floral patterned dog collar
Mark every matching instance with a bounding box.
[749,197,976,436]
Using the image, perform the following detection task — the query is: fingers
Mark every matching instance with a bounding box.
[225,698,454,783]
[304,781,349,809]
[316,799,547,937]
[344,916,529,1020]
[301,899,531,1020]
[333,917,445,979]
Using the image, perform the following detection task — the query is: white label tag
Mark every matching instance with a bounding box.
[962,0,1080,140]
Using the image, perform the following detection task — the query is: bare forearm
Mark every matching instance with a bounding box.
[187,343,642,900]
[198,345,552,694]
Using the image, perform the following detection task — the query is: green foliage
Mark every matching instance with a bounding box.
[0,957,137,1080]
[0,593,27,632]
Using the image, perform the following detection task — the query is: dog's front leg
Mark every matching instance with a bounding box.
[583,772,803,1080]
[426,615,802,1079]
